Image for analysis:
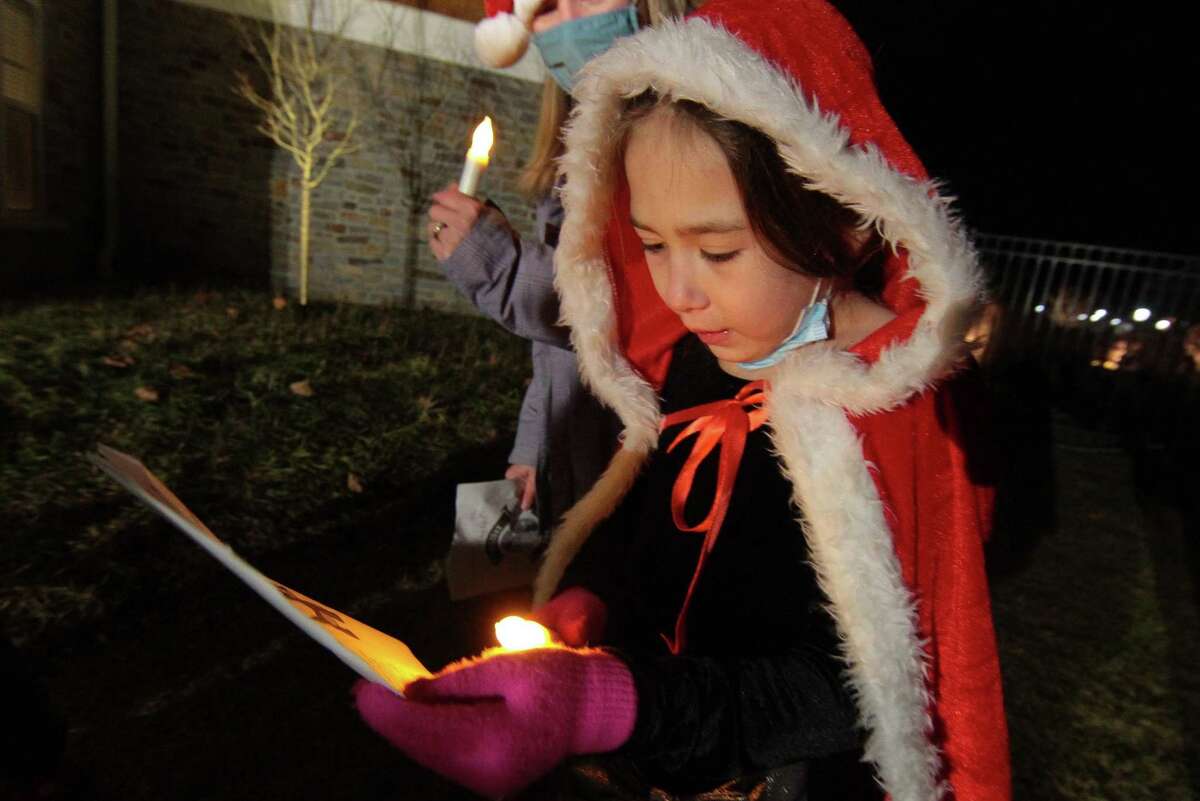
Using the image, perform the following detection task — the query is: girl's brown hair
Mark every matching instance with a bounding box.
[518,0,701,197]
[617,91,887,296]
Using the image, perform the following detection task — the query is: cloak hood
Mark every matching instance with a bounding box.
[553,0,984,454]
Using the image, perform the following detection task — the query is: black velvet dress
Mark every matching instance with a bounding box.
[560,336,880,798]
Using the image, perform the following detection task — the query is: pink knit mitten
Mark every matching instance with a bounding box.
[532,587,609,647]
[354,647,636,799]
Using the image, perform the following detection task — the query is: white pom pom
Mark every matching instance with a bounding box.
[474,14,531,68]
[513,0,542,24]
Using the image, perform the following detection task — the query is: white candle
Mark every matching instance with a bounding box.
[459,116,494,197]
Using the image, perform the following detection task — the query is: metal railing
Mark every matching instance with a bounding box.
[972,233,1200,440]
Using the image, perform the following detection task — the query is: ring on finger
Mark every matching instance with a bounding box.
[431,221,446,238]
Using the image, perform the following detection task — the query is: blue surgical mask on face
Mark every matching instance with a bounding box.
[532,5,639,93]
[736,280,831,370]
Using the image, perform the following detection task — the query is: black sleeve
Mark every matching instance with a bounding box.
[615,640,862,787]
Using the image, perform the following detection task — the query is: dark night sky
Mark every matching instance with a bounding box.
[830,3,1198,256]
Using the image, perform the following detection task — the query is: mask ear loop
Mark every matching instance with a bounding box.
[783,278,823,338]
[808,278,824,307]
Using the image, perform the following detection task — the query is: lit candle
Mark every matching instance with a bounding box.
[459,116,494,197]
[494,615,553,651]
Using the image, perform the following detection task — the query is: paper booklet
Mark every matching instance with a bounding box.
[447,479,544,601]
[91,444,430,694]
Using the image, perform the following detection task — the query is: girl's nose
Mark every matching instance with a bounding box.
[663,261,707,314]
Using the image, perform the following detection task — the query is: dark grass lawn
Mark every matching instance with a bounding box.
[0,289,529,647]
[2,289,1197,799]
[988,418,1198,798]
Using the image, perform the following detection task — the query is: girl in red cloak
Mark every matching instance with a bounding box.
[356,2,1010,799]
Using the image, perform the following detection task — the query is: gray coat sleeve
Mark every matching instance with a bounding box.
[508,360,544,466]
[440,200,571,349]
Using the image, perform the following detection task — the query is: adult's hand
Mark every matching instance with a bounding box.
[354,647,636,799]
[428,183,487,261]
[505,463,537,510]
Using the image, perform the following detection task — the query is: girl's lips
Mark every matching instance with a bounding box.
[693,329,730,345]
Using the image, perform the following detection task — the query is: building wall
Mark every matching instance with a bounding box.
[0,0,103,291]
[117,0,543,310]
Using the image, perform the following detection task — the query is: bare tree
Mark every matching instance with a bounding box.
[233,0,362,305]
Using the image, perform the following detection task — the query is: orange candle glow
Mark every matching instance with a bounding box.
[494,615,552,651]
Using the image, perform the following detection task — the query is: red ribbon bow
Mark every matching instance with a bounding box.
[659,380,768,654]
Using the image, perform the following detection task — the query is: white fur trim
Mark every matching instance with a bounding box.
[766,393,943,801]
[533,445,648,605]
[473,13,531,68]
[556,252,664,453]
[513,0,542,24]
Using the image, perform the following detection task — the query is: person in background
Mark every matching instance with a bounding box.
[360,0,1010,798]
[427,0,697,535]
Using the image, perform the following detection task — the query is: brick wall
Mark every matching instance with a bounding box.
[41,0,102,239]
[118,0,542,310]
[0,0,102,289]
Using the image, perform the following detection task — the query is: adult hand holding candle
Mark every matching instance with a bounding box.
[459,116,494,197]
[426,117,493,260]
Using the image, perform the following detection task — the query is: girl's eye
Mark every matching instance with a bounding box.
[701,249,742,264]
[640,241,665,254]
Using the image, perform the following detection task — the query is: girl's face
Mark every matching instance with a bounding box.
[531,0,632,34]
[625,109,818,365]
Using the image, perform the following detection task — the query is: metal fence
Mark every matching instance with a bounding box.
[972,233,1200,440]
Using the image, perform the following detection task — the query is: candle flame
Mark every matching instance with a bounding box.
[468,116,494,164]
[494,615,551,651]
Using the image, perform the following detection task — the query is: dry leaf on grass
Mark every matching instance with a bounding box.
[134,386,159,402]
[169,364,195,379]
[272,296,288,310]
[226,307,240,320]
[124,323,156,342]
[347,473,364,493]
[289,380,314,397]
[101,354,135,368]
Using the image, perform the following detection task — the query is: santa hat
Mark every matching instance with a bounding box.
[474,0,542,68]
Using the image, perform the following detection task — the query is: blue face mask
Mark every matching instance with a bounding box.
[736,281,831,370]
[532,5,639,93]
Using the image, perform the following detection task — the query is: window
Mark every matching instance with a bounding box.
[1,0,41,215]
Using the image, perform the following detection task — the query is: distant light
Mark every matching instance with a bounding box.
[1110,318,1122,326]
[1155,319,1172,331]
[1034,304,1045,313]
[1090,309,1108,322]
[1132,308,1152,322]
[1076,313,1088,321]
